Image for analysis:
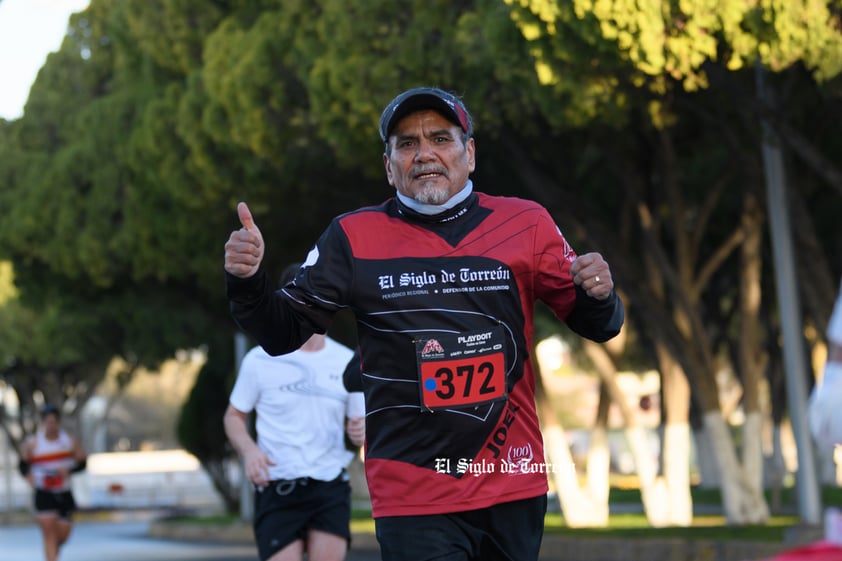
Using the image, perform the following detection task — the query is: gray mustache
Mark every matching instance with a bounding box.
[412,166,447,178]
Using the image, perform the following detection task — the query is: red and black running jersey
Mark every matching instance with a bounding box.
[227,191,624,518]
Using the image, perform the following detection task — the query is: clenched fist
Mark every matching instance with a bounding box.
[570,252,614,300]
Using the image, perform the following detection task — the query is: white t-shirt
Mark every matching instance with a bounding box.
[229,337,364,481]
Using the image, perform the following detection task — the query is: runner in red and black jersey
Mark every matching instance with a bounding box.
[225,87,624,561]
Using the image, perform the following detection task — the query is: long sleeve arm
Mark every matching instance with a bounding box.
[226,266,322,356]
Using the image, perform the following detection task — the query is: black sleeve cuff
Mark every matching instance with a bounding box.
[343,349,363,392]
[225,265,268,303]
[565,286,624,342]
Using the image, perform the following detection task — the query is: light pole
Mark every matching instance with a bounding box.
[234,332,252,522]
[756,62,822,525]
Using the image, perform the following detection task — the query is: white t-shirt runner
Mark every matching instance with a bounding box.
[229,337,364,481]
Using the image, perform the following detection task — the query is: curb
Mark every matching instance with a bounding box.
[147,519,383,551]
[147,519,255,544]
[537,534,784,561]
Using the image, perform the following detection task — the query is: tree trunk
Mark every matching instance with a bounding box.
[585,425,610,505]
[657,343,694,525]
[738,192,768,499]
[584,339,675,526]
[765,422,787,513]
[542,423,609,527]
[702,411,769,523]
[694,427,721,488]
[662,422,693,525]
[535,365,608,527]
[742,412,765,497]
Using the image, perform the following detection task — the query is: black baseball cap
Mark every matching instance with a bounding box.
[40,404,60,418]
[379,87,473,143]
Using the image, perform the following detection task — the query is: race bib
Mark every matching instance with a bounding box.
[43,472,65,490]
[416,326,507,411]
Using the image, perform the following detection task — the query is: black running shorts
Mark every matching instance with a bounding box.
[374,494,547,561]
[253,471,351,561]
[34,489,77,520]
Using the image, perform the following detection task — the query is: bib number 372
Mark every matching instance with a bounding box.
[416,327,507,410]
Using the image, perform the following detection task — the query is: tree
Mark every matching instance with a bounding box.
[177,335,237,512]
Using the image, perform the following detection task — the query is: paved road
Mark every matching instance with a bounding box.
[0,511,791,561]
[0,517,382,561]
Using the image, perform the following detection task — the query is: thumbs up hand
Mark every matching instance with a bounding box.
[224,202,265,278]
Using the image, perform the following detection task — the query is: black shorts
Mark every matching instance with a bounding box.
[34,489,77,520]
[253,470,351,561]
[375,494,547,561]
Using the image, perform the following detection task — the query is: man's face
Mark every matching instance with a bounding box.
[383,109,475,205]
[42,413,60,437]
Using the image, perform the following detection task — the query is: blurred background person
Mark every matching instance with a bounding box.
[19,404,87,561]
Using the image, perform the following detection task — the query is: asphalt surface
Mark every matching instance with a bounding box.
[0,515,382,561]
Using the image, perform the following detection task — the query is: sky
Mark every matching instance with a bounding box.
[0,0,90,120]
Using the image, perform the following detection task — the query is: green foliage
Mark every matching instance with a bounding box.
[507,0,842,94]
[177,346,232,463]
[122,0,226,75]
[0,262,17,304]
